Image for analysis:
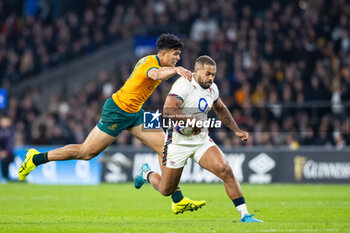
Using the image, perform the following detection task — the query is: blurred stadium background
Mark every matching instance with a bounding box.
[0,0,349,232]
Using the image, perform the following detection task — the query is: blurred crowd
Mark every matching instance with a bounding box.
[0,0,141,87]
[1,0,350,148]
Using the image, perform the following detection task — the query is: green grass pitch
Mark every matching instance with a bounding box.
[0,183,349,232]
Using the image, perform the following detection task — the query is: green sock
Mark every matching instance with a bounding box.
[32,152,49,166]
[171,187,184,203]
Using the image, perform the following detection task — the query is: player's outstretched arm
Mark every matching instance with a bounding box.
[212,98,248,141]
[148,67,192,81]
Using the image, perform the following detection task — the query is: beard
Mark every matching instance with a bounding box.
[198,75,212,89]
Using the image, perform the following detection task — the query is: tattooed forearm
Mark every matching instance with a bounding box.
[213,99,241,132]
[224,117,231,126]
[216,107,240,132]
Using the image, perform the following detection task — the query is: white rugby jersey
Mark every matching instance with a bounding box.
[166,76,219,145]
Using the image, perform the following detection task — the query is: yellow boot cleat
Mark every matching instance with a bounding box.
[19,148,39,181]
[172,197,206,214]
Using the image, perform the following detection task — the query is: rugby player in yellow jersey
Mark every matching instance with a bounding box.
[19,33,205,214]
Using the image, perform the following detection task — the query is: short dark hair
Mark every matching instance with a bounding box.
[156,33,184,51]
[195,55,216,67]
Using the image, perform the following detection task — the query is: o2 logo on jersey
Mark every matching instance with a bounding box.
[198,98,208,112]
[143,110,161,129]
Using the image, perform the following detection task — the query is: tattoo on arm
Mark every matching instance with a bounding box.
[224,117,231,126]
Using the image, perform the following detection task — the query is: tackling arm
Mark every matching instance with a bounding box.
[212,98,249,141]
[148,67,192,81]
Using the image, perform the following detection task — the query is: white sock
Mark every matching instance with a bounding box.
[143,170,152,181]
[236,204,249,218]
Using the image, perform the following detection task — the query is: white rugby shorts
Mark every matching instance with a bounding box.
[162,135,216,168]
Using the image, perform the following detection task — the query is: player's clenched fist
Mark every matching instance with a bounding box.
[235,130,249,142]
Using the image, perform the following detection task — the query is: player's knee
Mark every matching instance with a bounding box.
[79,153,95,160]
[216,163,232,179]
[78,147,99,160]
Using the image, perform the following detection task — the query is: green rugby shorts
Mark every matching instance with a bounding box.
[97,98,144,137]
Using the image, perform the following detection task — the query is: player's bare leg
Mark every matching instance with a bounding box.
[128,125,166,169]
[19,126,116,181]
[148,166,183,195]
[129,125,183,193]
[199,145,242,200]
[129,124,206,213]
[198,145,262,222]
[19,127,116,181]
[48,126,116,161]
[139,163,205,214]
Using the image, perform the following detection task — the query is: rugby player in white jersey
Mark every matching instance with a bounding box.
[134,55,262,222]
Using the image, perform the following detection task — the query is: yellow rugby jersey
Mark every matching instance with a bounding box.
[112,55,162,113]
